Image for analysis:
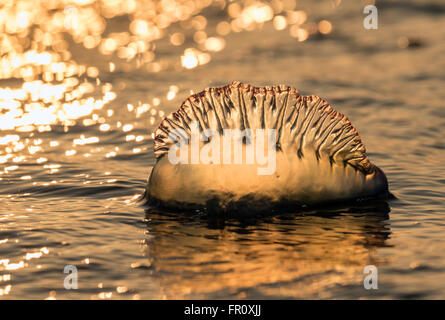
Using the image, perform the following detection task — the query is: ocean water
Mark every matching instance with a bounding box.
[0,0,444,299]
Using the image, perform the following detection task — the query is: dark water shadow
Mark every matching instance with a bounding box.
[144,198,391,228]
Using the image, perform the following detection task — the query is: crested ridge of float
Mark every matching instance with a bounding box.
[153,81,372,173]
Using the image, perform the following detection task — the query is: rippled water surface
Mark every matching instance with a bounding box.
[1,0,444,299]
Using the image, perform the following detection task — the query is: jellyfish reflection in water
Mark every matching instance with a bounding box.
[143,201,391,299]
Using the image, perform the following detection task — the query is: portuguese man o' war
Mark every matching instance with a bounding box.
[144,81,389,213]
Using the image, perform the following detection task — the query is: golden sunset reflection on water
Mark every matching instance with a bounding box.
[0,0,327,192]
[0,0,331,299]
[1,0,443,301]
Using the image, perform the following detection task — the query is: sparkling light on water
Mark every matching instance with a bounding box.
[0,0,336,299]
